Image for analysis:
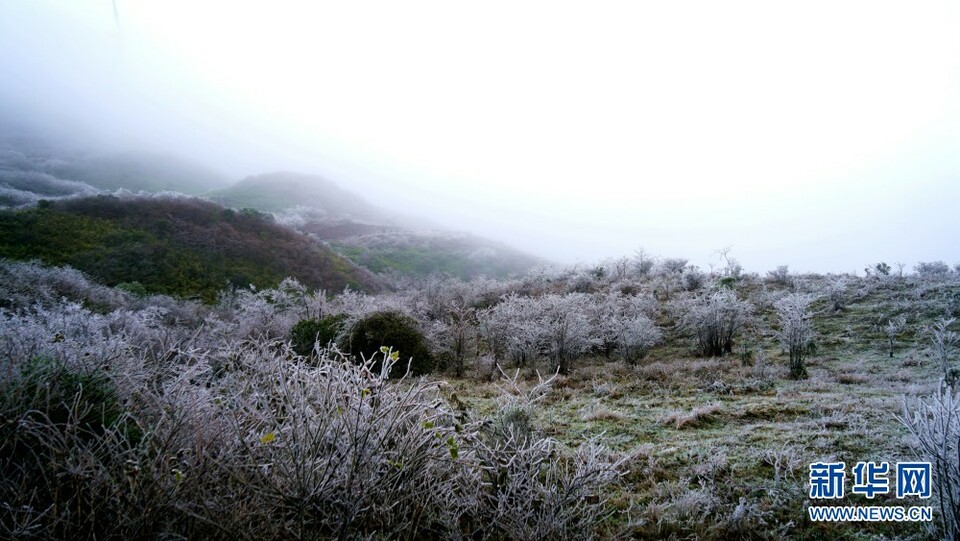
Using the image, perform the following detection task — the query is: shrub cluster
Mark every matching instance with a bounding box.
[0,297,624,540]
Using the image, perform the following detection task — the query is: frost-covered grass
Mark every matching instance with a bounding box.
[448,349,940,539]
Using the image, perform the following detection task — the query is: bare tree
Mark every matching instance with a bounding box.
[632,247,655,278]
[714,246,743,279]
[774,293,817,379]
[927,317,959,382]
[884,315,907,358]
[428,298,476,377]
[608,256,631,282]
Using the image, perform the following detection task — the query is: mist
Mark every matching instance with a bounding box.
[2,1,958,273]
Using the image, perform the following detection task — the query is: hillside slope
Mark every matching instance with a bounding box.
[0,195,381,300]
[49,151,232,194]
[210,172,394,220]
[213,173,545,280]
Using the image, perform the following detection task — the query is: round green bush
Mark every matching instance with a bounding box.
[290,314,348,356]
[343,311,434,376]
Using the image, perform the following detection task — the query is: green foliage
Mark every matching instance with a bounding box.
[344,311,434,376]
[290,314,348,356]
[116,281,148,297]
[10,356,125,436]
[0,356,142,540]
[330,241,537,281]
[717,276,738,289]
[335,244,471,278]
[209,173,381,215]
[0,196,379,301]
[737,340,754,366]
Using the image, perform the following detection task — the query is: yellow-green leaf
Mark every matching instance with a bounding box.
[446,436,459,459]
[260,431,276,444]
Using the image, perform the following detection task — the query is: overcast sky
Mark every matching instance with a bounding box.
[1,1,958,273]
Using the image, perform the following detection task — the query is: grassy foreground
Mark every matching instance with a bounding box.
[444,350,937,539]
[441,279,951,539]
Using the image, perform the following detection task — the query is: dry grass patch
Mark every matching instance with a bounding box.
[581,402,628,422]
[636,360,673,383]
[837,372,869,385]
[661,403,724,429]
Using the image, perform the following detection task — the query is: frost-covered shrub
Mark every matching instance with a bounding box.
[479,294,542,368]
[413,276,480,377]
[652,258,688,301]
[0,302,130,370]
[900,383,960,539]
[536,293,597,374]
[0,291,625,539]
[614,315,663,364]
[673,290,754,357]
[682,266,707,291]
[332,287,412,328]
[203,346,466,538]
[589,291,661,363]
[472,369,626,540]
[824,276,848,312]
[566,269,599,293]
[766,265,792,287]
[915,261,952,280]
[0,259,131,311]
[658,258,689,275]
[213,278,326,341]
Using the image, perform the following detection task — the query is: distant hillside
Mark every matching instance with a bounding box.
[212,173,545,280]
[0,195,381,300]
[49,151,232,194]
[1,140,231,207]
[331,232,543,280]
[210,173,400,221]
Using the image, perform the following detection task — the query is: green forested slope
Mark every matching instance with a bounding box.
[0,196,381,300]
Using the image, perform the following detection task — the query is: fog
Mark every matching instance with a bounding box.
[2,1,958,273]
